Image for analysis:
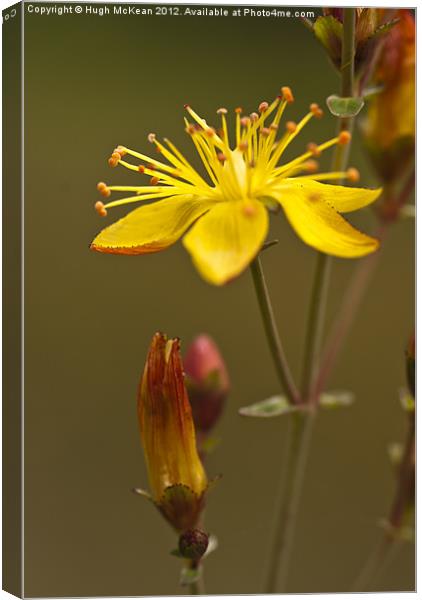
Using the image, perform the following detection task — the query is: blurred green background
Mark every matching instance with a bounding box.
[23,4,414,596]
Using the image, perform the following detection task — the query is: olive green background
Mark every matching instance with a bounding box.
[23,4,414,596]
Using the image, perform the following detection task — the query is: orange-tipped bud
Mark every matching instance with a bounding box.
[259,101,269,113]
[238,141,249,152]
[94,201,107,217]
[240,117,251,127]
[260,127,271,138]
[138,165,145,173]
[217,152,226,163]
[184,334,229,435]
[338,131,352,145]
[307,142,321,157]
[138,333,208,531]
[347,167,360,182]
[286,121,297,133]
[281,86,294,103]
[206,127,215,137]
[108,151,121,167]
[150,176,159,185]
[235,107,243,114]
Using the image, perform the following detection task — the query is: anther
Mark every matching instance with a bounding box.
[97,181,107,192]
[185,124,196,135]
[217,153,226,163]
[114,145,127,156]
[238,141,249,152]
[217,107,228,115]
[95,201,107,217]
[240,117,251,127]
[108,152,121,168]
[259,101,269,113]
[138,165,145,173]
[148,133,156,143]
[310,103,323,118]
[347,167,360,182]
[184,104,190,109]
[150,176,160,185]
[281,86,294,103]
[97,182,111,198]
[270,123,279,131]
[304,160,319,173]
[338,131,352,145]
[243,202,256,217]
[286,121,297,133]
[205,127,215,137]
[250,112,259,122]
[235,107,243,114]
[260,127,271,137]
[307,142,321,157]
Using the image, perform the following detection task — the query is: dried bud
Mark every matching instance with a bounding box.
[184,335,229,434]
[178,529,209,560]
[138,333,208,531]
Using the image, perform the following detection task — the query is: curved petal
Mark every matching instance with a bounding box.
[91,194,216,255]
[276,178,382,213]
[183,199,269,285]
[274,184,379,258]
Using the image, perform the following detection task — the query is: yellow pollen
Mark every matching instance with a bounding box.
[338,131,352,145]
[281,86,294,103]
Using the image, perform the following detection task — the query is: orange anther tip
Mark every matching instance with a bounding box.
[115,145,127,156]
[97,181,106,191]
[184,103,190,109]
[286,121,297,133]
[243,203,256,217]
[310,103,323,118]
[260,127,271,137]
[111,151,121,160]
[108,157,118,167]
[217,107,228,115]
[235,107,243,114]
[217,153,226,162]
[238,141,249,151]
[240,117,250,127]
[138,165,145,173]
[95,201,107,217]
[206,128,215,137]
[270,122,279,131]
[307,142,321,157]
[338,131,352,145]
[347,167,360,182]
[304,160,319,172]
[150,176,159,185]
[259,101,269,113]
[281,86,294,103]
[148,133,156,143]
[250,112,259,122]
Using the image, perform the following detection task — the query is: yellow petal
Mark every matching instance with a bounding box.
[183,199,269,285]
[91,194,216,255]
[278,178,382,213]
[274,183,379,258]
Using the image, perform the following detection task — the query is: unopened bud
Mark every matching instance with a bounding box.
[184,335,229,434]
[178,529,209,560]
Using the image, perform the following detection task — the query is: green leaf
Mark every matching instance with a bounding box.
[180,565,202,586]
[319,390,355,408]
[239,395,298,418]
[313,16,343,66]
[326,95,365,117]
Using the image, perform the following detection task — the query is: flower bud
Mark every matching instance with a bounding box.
[138,332,208,531]
[362,11,415,187]
[184,335,229,434]
[178,528,209,560]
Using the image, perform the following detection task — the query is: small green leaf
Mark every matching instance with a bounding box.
[239,395,298,418]
[319,390,355,409]
[326,95,365,117]
[180,565,202,586]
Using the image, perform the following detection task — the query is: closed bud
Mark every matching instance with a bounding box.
[362,11,415,187]
[184,335,229,434]
[138,332,208,531]
[178,528,209,560]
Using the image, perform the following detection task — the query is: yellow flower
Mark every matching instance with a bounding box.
[138,332,208,531]
[91,86,381,285]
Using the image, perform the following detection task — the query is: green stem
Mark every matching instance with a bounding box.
[301,252,331,401]
[264,411,315,593]
[250,255,300,405]
[188,562,205,595]
[263,10,358,593]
